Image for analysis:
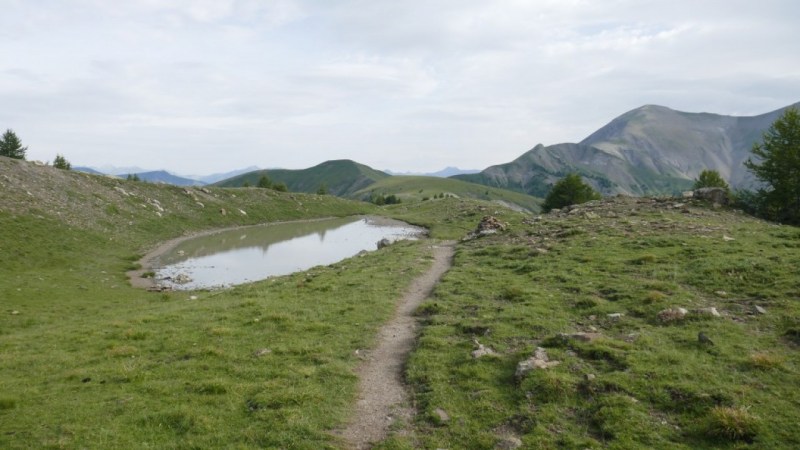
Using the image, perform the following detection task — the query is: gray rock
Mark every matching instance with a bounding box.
[471,340,498,359]
[495,436,523,449]
[695,307,721,317]
[754,305,768,315]
[693,187,729,205]
[377,238,391,249]
[434,408,450,424]
[657,307,688,322]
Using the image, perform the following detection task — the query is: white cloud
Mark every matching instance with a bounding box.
[1,1,798,173]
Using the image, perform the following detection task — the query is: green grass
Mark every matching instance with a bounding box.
[0,210,438,448]
[389,197,800,448]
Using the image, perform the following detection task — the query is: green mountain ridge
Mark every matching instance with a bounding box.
[215,159,390,196]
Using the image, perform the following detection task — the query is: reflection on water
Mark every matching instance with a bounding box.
[154,216,424,290]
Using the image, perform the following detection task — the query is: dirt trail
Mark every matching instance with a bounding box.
[341,241,455,449]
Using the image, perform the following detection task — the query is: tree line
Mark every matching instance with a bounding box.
[0,129,71,170]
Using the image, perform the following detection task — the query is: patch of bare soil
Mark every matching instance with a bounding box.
[340,241,455,449]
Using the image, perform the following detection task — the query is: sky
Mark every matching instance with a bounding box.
[2,0,799,176]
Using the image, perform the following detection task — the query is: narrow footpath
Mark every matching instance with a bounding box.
[341,241,455,449]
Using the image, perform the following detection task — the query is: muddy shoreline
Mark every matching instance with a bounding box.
[127,215,423,290]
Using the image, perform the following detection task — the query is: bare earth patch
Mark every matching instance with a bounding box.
[341,241,455,449]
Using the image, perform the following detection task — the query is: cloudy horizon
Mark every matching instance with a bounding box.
[2,1,799,175]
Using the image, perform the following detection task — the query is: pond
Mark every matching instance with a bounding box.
[150,216,425,290]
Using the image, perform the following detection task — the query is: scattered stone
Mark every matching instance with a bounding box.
[200,188,211,194]
[682,191,694,198]
[754,305,768,315]
[253,348,272,357]
[607,313,624,320]
[377,238,391,249]
[495,436,523,450]
[515,347,560,378]
[723,235,735,242]
[173,273,192,284]
[219,208,227,216]
[584,211,600,219]
[195,202,204,208]
[714,290,728,297]
[434,408,450,424]
[471,339,498,359]
[658,307,688,322]
[584,373,596,381]
[146,285,172,292]
[239,209,247,216]
[189,295,198,300]
[559,332,603,343]
[695,307,721,317]
[474,216,508,237]
[10,310,19,315]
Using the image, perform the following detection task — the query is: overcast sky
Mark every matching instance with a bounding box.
[2,1,799,175]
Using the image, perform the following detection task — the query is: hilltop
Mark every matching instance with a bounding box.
[215,159,390,196]
[456,101,800,196]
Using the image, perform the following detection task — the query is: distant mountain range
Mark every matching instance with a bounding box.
[455,102,800,196]
[72,101,798,198]
[385,167,480,177]
[73,166,262,186]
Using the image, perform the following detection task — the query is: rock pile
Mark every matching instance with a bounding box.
[465,215,508,240]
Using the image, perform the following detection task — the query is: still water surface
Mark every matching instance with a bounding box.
[154,216,424,290]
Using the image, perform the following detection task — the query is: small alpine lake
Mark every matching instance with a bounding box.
[150,216,425,290]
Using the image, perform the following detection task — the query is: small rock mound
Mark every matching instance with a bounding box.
[515,347,560,378]
[465,216,508,240]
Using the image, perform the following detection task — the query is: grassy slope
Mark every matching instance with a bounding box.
[0,157,470,449]
[353,175,542,213]
[4,155,800,448]
[381,197,800,449]
[214,159,390,196]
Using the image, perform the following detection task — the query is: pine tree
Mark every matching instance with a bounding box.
[745,107,800,224]
[542,173,601,212]
[0,129,27,160]
[53,154,71,170]
[693,169,729,191]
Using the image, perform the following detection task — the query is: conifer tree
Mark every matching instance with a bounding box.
[0,129,27,160]
[745,107,800,224]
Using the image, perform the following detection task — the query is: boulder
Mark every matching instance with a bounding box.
[377,238,391,249]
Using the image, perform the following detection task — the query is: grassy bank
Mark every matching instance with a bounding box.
[382,196,800,449]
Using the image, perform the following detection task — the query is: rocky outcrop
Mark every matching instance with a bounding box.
[692,187,730,205]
